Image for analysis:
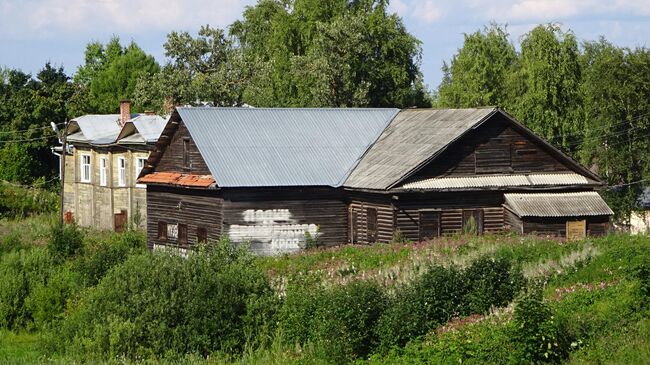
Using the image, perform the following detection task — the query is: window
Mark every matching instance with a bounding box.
[99,157,107,186]
[80,154,91,182]
[462,209,484,235]
[366,207,378,243]
[158,221,167,240]
[117,157,126,186]
[182,138,190,169]
[135,157,147,187]
[178,224,188,245]
[197,227,207,243]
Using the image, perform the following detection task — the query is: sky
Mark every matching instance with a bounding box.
[1,0,649,91]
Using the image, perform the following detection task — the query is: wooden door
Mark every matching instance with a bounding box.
[366,207,378,243]
[566,220,586,240]
[419,211,440,241]
[462,209,484,235]
[349,208,359,244]
[114,210,127,232]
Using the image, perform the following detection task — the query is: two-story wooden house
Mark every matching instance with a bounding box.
[63,101,167,231]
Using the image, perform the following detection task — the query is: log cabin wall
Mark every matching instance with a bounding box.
[393,192,505,241]
[146,185,223,250]
[504,207,524,234]
[155,121,210,175]
[406,115,574,181]
[221,188,348,255]
[347,193,394,244]
[522,216,610,237]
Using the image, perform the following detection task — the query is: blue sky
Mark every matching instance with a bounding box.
[1,0,649,91]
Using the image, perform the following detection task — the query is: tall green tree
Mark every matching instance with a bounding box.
[579,39,650,218]
[0,64,76,184]
[437,24,516,108]
[506,24,582,152]
[231,0,429,107]
[134,26,250,112]
[75,37,159,113]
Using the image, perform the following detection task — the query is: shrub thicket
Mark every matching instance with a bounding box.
[47,224,84,261]
[376,255,524,351]
[0,182,57,219]
[0,247,52,330]
[52,240,277,360]
[510,286,571,363]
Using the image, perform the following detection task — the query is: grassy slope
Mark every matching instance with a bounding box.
[0,215,648,364]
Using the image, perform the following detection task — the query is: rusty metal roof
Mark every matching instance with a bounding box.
[400,173,593,190]
[138,172,216,188]
[345,108,497,190]
[177,107,398,187]
[504,192,613,217]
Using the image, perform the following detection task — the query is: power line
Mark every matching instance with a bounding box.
[0,123,64,136]
[0,136,54,144]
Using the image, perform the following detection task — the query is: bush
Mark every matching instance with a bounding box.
[510,286,570,364]
[0,247,52,330]
[48,224,83,261]
[26,265,81,330]
[463,255,525,314]
[376,264,466,351]
[74,229,146,286]
[0,182,57,219]
[52,239,277,360]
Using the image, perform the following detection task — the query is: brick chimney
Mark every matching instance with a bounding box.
[119,100,131,126]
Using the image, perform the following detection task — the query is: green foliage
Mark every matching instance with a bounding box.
[0,182,57,219]
[304,226,321,249]
[0,63,75,184]
[510,286,570,363]
[25,265,81,330]
[52,239,277,360]
[0,247,52,330]
[279,280,386,362]
[47,224,83,261]
[438,23,516,108]
[73,229,146,286]
[75,37,159,113]
[376,256,523,352]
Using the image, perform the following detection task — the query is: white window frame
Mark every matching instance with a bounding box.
[99,157,107,186]
[80,154,91,183]
[135,157,147,188]
[117,157,126,187]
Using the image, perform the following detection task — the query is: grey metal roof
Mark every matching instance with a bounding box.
[345,108,497,190]
[504,192,614,217]
[177,107,399,187]
[400,173,592,190]
[131,115,168,142]
[68,114,123,144]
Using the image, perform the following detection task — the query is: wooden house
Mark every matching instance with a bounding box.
[63,101,167,231]
[139,107,613,254]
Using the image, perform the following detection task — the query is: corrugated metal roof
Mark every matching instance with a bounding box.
[504,192,614,217]
[177,107,399,187]
[400,173,592,190]
[345,108,497,190]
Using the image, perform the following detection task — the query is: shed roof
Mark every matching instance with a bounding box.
[399,173,594,191]
[504,192,613,218]
[176,107,399,187]
[344,108,497,190]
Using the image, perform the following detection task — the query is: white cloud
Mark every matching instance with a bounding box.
[0,0,254,39]
[412,0,443,23]
[389,0,409,17]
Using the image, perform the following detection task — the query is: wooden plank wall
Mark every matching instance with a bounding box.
[393,192,505,241]
[146,185,223,249]
[348,194,394,244]
[222,188,348,254]
[155,121,210,175]
[522,216,610,237]
[407,115,574,181]
[503,208,523,234]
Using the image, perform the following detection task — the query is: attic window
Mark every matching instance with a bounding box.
[183,138,190,169]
